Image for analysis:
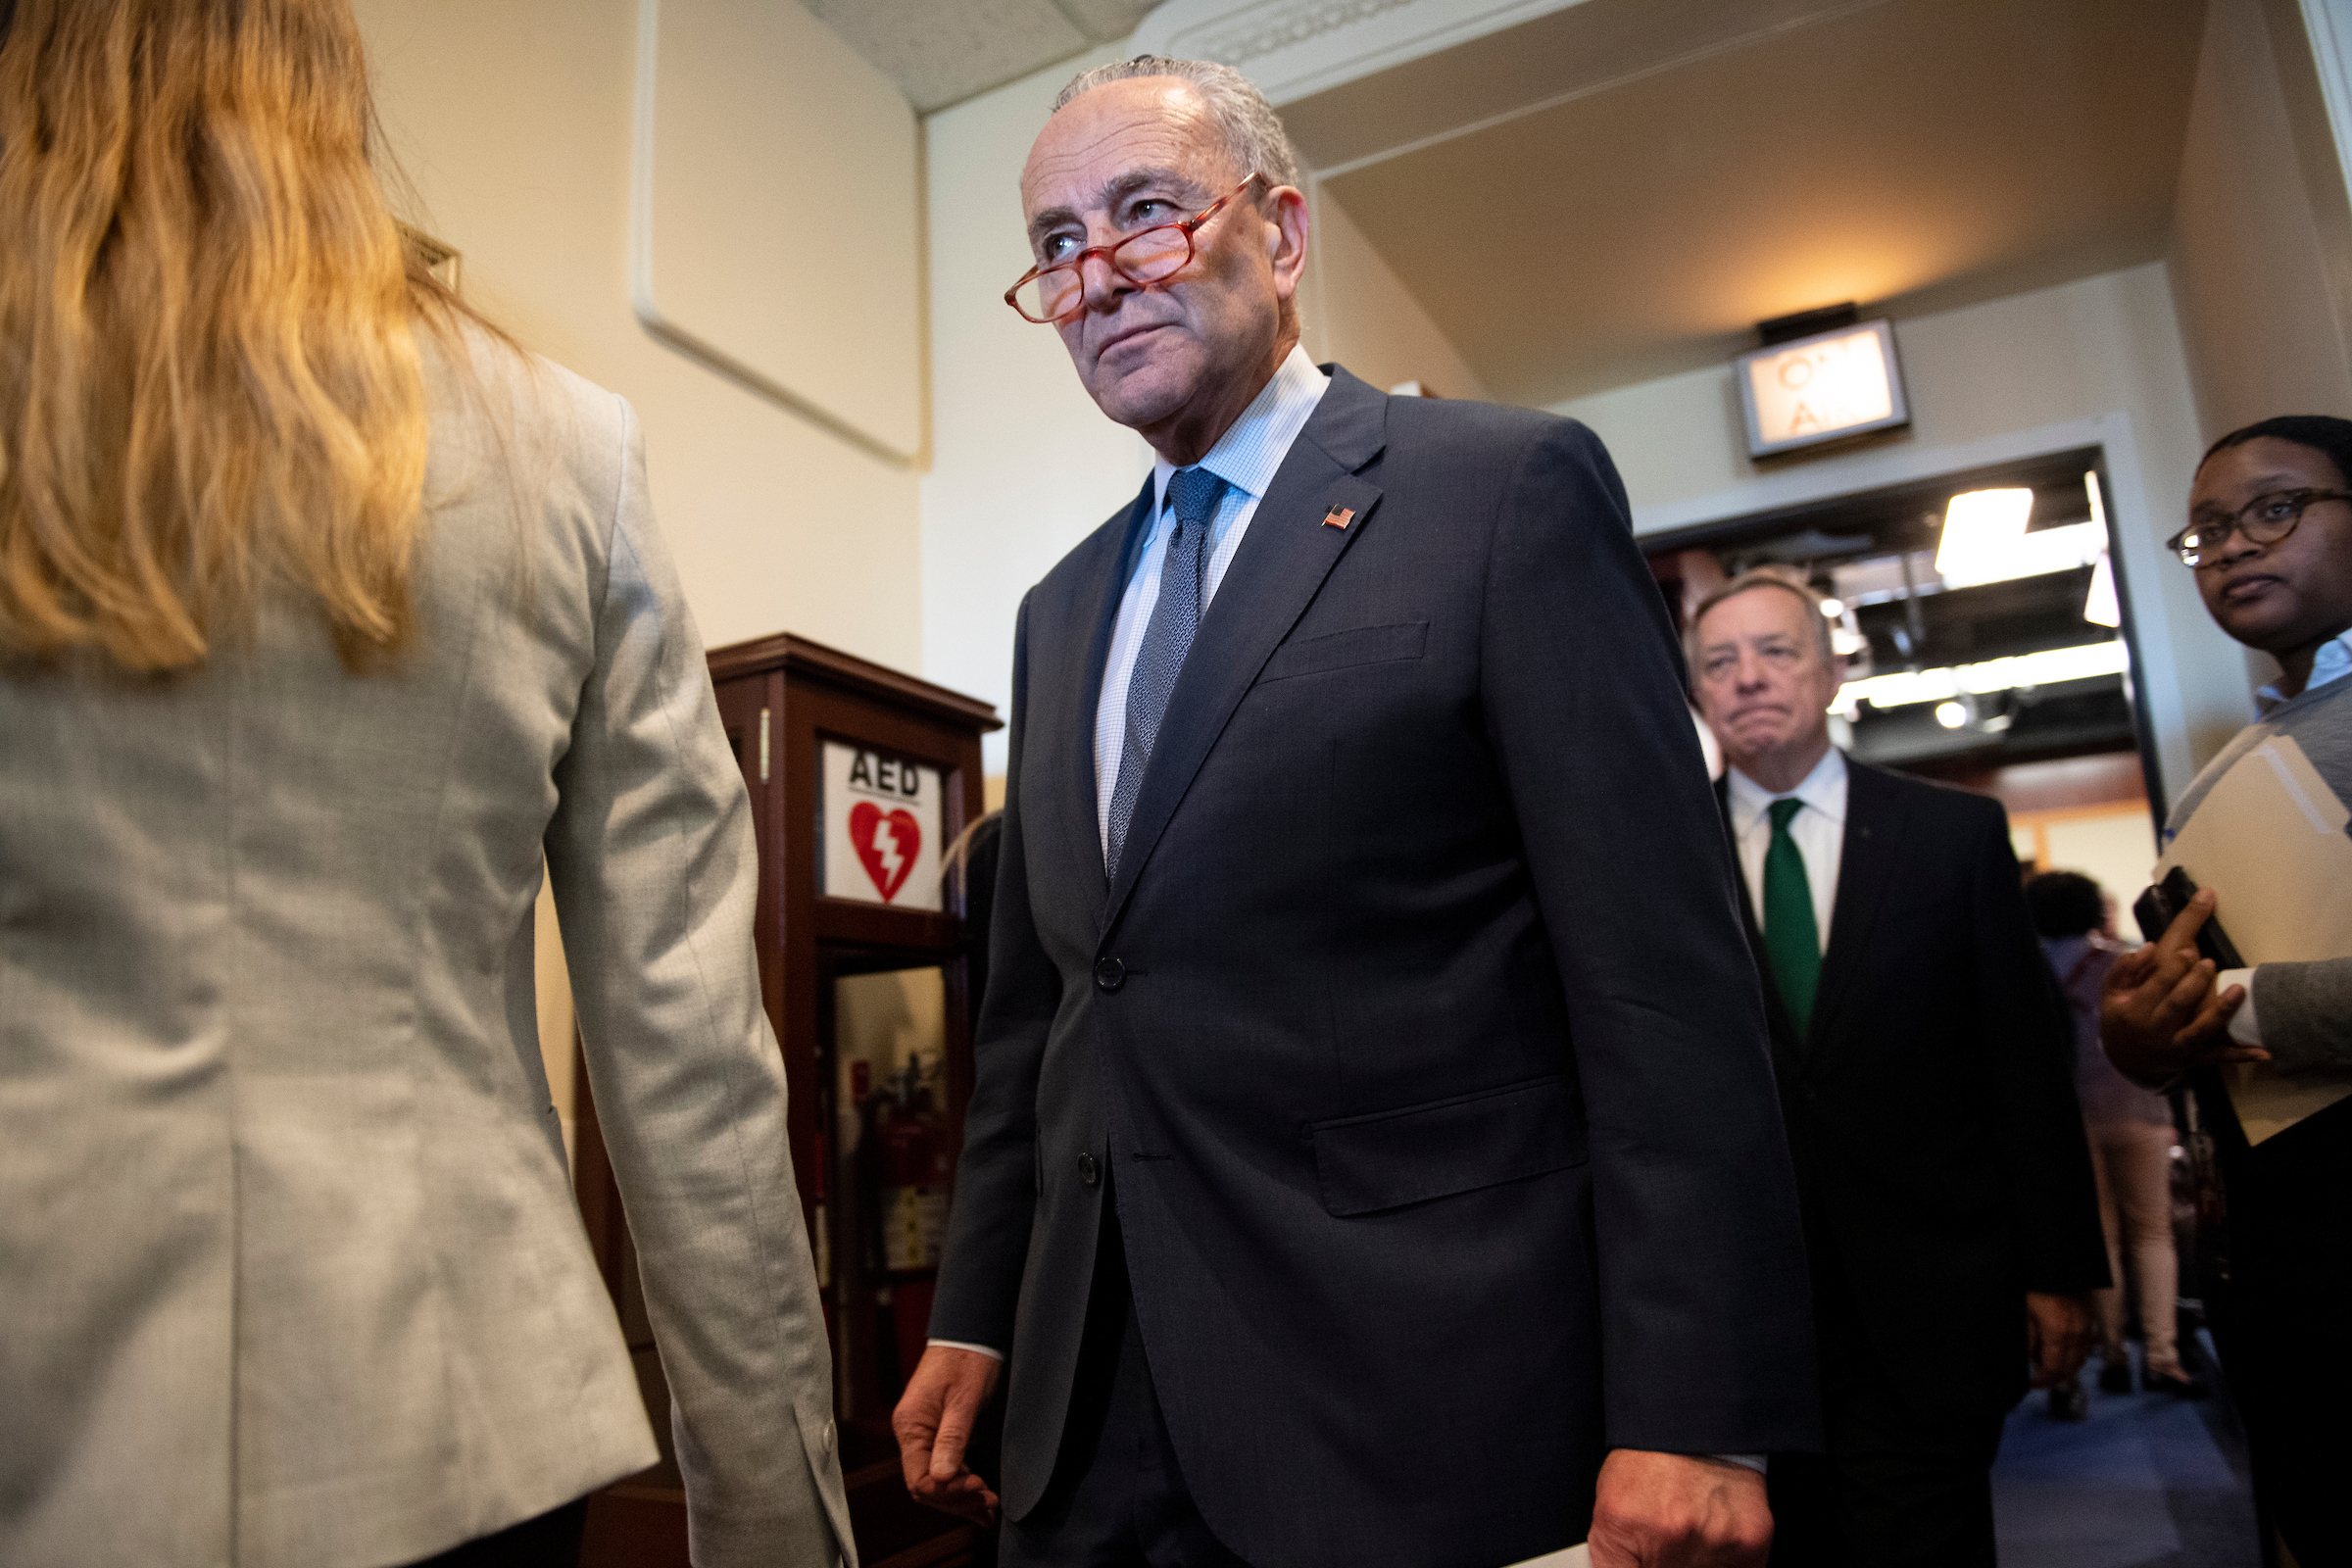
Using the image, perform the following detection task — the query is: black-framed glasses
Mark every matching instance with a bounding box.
[1004,172,1266,325]
[2167,488,2352,566]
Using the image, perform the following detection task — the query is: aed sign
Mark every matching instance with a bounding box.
[821,741,943,910]
[1735,318,1909,459]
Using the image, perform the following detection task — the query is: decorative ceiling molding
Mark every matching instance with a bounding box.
[807,0,1167,115]
[1132,0,1592,103]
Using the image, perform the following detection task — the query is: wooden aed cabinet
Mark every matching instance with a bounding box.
[573,632,1001,1568]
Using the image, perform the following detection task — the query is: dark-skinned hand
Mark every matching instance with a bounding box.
[2100,888,2255,1087]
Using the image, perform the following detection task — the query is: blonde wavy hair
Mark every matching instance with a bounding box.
[0,0,481,671]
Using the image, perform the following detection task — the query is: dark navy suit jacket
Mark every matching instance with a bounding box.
[932,367,1819,1568]
[1717,759,2107,1424]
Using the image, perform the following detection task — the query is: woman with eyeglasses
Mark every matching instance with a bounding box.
[0,4,845,1565]
[2102,415,2352,1566]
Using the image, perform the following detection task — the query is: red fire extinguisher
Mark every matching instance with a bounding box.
[875,1055,951,1387]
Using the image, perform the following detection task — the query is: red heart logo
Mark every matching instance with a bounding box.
[849,800,920,903]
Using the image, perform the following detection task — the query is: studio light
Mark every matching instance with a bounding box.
[1935,701,1968,729]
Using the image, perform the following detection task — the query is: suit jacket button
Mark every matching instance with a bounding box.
[1094,957,1125,992]
[1078,1152,1101,1185]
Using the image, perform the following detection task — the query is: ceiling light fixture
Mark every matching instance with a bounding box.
[1935,701,1968,729]
[1934,488,2108,590]
[2082,551,2121,627]
[2081,469,2122,627]
[1831,638,2129,715]
[1935,488,2034,582]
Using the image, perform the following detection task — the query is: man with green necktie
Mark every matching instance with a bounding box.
[1689,568,2107,1568]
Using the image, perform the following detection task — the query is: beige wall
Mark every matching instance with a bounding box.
[918,48,1151,773]
[918,57,1493,768]
[355,0,933,1131]
[2169,0,2352,440]
[1298,187,1491,401]
[1550,263,2253,808]
[353,0,923,667]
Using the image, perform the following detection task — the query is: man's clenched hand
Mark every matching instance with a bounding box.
[1588,1449,1772,1567]
[893,1345,1003,1525]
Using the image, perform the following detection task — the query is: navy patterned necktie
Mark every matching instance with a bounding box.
[1105,466,1226,875]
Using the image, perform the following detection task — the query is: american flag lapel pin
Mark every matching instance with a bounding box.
[1321,506,1355,530]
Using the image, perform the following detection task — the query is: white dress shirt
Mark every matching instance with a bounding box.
[1725,747,1848,953]
[1092,344,1330,861]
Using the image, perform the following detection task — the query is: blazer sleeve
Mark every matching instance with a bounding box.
[2252,957,2352,1071]
[543,397,855,1568]
[1968,801,2109,1295]
[1477,417,1820,1455]
[930,590,1060,1349]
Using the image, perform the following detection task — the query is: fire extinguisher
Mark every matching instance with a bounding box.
[875,1054,951,1389]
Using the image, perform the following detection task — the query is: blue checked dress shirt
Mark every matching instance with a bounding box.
[1092,344,1330,862]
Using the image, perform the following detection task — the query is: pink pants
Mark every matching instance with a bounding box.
[2086,1118,2182,1378]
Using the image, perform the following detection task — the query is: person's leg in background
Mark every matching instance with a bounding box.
[2084,1124,2133,1396]
[2110,1120,2196,1391]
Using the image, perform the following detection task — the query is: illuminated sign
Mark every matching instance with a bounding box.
[1735,318,1909,458]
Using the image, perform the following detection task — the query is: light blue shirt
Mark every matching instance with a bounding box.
[1092,344,1330,861]
[2256,626,2352,712]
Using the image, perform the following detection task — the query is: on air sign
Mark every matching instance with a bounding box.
[821,741,943,910]
[1735,318,1910,459]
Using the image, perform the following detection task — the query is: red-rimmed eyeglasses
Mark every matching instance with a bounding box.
[1004,172,1267,325]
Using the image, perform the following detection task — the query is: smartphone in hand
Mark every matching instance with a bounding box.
[2132,865,2246,968]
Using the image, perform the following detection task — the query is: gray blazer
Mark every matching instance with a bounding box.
[0,335,852,1568]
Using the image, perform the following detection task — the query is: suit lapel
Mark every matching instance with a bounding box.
[1100,368,1388,934]
[1810,758,1905,1056]
[1054,474,1155,905]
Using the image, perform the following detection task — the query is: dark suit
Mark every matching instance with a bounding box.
[933,366,1818,1568]
[1717,759,2106,1566]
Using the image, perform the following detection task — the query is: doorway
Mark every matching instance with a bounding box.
[1642,442,2162,873]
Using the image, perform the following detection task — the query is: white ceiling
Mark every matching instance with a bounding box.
[1294,0,2209,405]
[805,0,1165,113]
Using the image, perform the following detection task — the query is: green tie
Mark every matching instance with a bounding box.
[1764,797,1822,1037]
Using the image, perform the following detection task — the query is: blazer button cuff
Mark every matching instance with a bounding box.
[1078,1152,1101,1185]
[1094,957,1125,992]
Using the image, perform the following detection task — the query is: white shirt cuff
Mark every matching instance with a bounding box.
[927,1339,1004,1361]
[1714,1453,1768,1474]
[2218,967,2261,1047]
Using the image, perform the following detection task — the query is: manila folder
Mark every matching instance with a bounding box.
[2157,734,2352,1143]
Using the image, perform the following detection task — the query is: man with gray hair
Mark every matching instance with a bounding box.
[895,58,1817,1567]
[1687,569,2104,1565]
